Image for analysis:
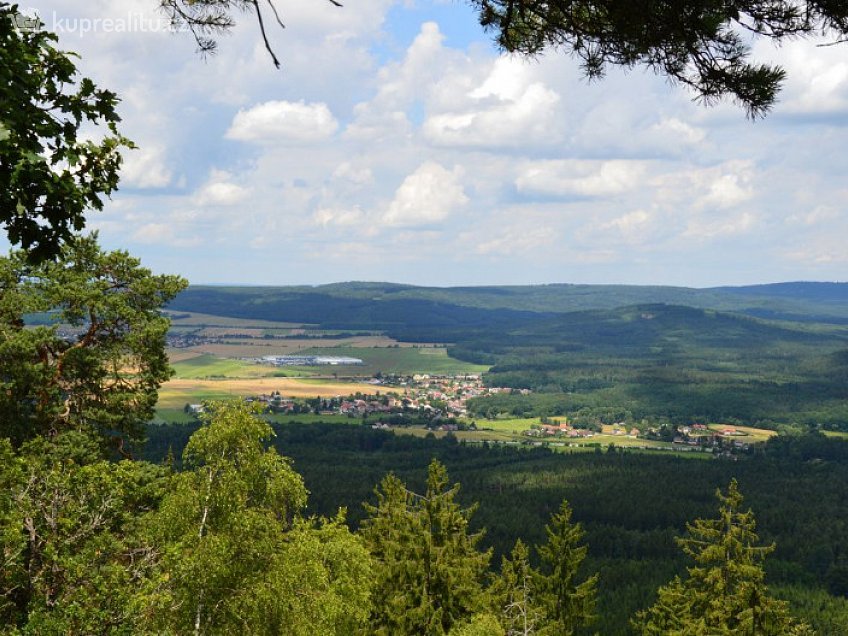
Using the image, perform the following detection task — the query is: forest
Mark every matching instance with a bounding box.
[141,419,848,634]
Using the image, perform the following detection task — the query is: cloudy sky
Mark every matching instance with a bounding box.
[23,0,848,287]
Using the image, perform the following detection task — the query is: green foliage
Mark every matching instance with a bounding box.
[469,0,848,117]
[361,459,492,635]
[0,432,167,634]
[144,423,848,633]
[0,5,132,260]
[490,539,543,635]
[0,235,187,448]
[448,612,506,636]
[146,401,371,635]
[536,501,598,635]
[633,479,812,635]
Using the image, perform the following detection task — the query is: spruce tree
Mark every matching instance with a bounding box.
[535,501,598,635]
[490,539,543,636]
[633,479,814,635]
[361,459,491,636]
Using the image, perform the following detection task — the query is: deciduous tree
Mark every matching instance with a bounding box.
[0,432,166,634]
[147,401,372,635]
[0,3,132,260]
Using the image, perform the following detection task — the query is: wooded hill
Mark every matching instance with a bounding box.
[169,283,848,430]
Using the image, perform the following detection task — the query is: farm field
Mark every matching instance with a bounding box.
[169,353,284,379]
[299,346,489,376]
[391,427,712,457]
[165,310,304,328]
[158,377,373,408]
[179,336,406,358]
[706,423,777,443]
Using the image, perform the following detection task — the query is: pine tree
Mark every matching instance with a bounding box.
[535,501,598,635]
[633,479,814,635]
[361,459,491,636]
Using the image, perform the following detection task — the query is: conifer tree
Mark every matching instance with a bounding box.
[361,459,491,636]
[535,500,598,636]
[490,539,543,635]
[633,479,814,635]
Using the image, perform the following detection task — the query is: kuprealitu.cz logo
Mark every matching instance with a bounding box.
[8,6,185,36]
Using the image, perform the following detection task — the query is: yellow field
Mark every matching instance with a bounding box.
[158,377,373,407]
[707,424,776,443]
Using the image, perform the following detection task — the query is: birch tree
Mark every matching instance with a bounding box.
[147,401,371,635]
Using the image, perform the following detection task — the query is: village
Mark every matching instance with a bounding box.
[186,373,527,426]
[181,373,756,456]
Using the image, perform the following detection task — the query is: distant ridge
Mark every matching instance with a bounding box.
[171,281,848,325]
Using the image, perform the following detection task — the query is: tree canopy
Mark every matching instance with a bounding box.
[633,479,813,635]
[0,3,132,261]
[166,0,848,117]
[0,234,187,449]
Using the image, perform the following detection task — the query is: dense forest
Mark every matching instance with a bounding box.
[141,419,848,634]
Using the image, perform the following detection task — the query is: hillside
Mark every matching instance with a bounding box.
[170,281,848,325]
[168,285,848,430]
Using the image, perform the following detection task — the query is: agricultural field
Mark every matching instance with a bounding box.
[165,310,304,328]
[299,346,489,376]
[158,377,373,409]
[179,336,405,359]
[169,353,283,379]
[706,423,777,443]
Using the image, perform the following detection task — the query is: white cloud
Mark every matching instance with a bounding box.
[120,145,172,188]
[683,211,758,240]
[649,118,706,145]
[600,209,654,240]
[226,100,338,143]
[383,162,467,227]
[423,57,562,148]
[193,177,248,207]
[472,225,556,256]
[757,38,848,114]
[313,206,365,227]
[516,160,648,198]
[332,162,374,186]
[132,222,202,247]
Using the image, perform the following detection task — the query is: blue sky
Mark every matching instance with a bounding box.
[25,0,848,287]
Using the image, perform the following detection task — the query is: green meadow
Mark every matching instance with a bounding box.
[298,346,489,376]
[169,353,286,379]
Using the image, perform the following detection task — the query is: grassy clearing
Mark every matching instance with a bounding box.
[300,346,489,376]
[822,430,848,439]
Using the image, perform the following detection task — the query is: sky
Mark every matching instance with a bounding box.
[20,0,848,287]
